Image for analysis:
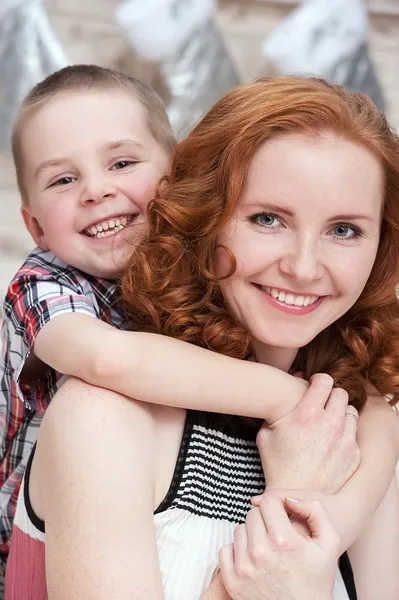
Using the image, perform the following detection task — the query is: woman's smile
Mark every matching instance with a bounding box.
[252,283,327,316]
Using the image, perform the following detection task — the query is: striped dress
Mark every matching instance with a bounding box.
[5,410,356,599]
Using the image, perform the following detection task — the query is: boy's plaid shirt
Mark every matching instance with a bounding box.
[0,248,126,554]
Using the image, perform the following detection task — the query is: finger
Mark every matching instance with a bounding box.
[284,497,339,554]
[245,507,270,563]
[259,494,295,549]
[344,405,359,436]
[301,373,334,409]
[233,523,252,575]
[324,386,349,418]
[219,544,236,588]
[251,494,264,507]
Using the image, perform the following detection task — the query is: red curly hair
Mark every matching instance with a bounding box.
[121,76,399,411]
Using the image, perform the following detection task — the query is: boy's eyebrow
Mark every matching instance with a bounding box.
[34,140,147,179]
[35,159,67,179]
[105,139,147,152]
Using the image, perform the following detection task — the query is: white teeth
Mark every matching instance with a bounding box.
[294,295,305,306]
[84,214,133,238]
[262,286,319,308]
[285,293,295,305]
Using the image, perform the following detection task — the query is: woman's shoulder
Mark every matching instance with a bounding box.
[30,378,162,517]
[41,377,160,447]
[363,385,399,451]
[26,379,175,597]
[31,378,187,518]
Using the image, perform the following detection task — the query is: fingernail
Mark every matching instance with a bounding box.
[285,496,300,504]
[252,494,263,501]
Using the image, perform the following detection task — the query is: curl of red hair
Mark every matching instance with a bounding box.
[121,76,399,411]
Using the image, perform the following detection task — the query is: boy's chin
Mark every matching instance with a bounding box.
[81,255,125,280]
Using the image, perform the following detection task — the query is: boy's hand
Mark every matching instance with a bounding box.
[256,374,360,494]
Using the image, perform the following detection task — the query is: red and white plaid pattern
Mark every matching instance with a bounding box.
[0,248,125,555]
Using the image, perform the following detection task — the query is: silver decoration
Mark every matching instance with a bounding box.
[116,0,239,138]
[262,0,385,110]
[0,0,69,149]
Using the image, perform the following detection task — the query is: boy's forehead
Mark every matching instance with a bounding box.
[21,89,156,166]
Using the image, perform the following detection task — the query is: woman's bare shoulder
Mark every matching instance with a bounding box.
[30,379,169,598]
[31,378,160,517]
[362,386,399,451]
[32,378,186,518]
[43,376,158,431]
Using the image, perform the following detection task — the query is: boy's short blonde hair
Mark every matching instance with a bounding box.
[12,64,176,203]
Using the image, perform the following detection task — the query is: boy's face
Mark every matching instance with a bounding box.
[20,89,169,279]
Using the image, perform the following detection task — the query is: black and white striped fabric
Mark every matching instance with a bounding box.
[154,410,356,600]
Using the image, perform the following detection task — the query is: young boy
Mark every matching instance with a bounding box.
[0,65,309,580]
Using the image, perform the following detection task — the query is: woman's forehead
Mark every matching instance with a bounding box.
[240,133,384,221]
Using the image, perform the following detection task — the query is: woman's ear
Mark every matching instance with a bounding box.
[21,205,49,251]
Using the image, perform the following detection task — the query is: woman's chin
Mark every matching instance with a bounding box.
[252,328,319,352]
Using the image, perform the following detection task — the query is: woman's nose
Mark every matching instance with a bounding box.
[279,239,325,283]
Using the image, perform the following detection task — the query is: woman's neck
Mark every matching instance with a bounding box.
[253,341,298,373]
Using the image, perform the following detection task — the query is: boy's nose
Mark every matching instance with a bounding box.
[80,178,117,204]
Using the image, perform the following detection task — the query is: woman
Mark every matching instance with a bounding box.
[6,76,399,599]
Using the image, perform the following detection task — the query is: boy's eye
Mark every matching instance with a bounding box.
[49,176,76,187]
[112,160,137,170]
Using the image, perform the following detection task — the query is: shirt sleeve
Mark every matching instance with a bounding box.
[5,274,99,413]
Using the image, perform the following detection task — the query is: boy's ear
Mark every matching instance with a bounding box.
[21,205,49,251]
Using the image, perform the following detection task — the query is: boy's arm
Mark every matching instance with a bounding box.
[33,312,307,422]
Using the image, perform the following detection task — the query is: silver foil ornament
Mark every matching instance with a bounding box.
[0,0,69,149]
[116,0,239,138]
[262,0,385,110]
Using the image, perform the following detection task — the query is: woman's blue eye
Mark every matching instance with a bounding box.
[251,213,281,228]
[331,224,361,239]
[50,176,76,187]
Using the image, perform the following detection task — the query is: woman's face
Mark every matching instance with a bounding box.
[216,133,384,360]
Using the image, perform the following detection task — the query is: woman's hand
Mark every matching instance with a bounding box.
[256,373,360,494]
[219,495,338,600]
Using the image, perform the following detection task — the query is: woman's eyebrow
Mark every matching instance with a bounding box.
[328,213,374,222]
[243,202,294,217]
[244,202,375,223]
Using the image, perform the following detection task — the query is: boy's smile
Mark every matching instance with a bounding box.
[19,90,169,279]
[83,214,136,239]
